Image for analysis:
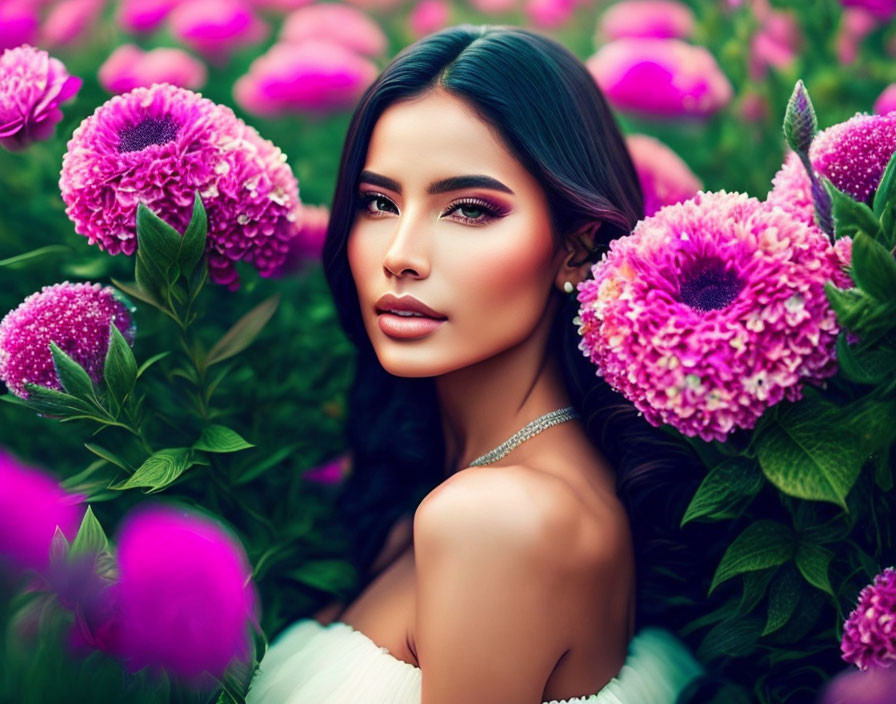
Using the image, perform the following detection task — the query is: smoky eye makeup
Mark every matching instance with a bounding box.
[355,190,511,225]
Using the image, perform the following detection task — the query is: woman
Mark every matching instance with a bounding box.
[247,24,705,704]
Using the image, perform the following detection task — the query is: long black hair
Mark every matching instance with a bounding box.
[321,24,708,638]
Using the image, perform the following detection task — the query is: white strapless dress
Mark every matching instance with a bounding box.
[245,618,704,703]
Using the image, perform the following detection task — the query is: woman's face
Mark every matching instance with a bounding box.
[347,88,566,378]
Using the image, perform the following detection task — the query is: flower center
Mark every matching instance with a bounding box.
[678,261,745,312]
[118,117,178,153]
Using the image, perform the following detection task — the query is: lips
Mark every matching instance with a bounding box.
[374,293,446,320]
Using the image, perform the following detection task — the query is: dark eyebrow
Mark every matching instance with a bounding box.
[358,170,515,196]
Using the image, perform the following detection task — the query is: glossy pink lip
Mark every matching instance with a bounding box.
[374,293,446,319]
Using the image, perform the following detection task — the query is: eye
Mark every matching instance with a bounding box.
[357,192,398,217]
[444,197,508,225]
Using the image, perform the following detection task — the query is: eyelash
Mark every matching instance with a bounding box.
[356,191,508,226]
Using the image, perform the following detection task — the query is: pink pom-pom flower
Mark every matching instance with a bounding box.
[169,0,268,65]
[842,567,896,671]
[0,282,136,400]
[576,191,850,443]
[0,448,85,574]
[586,38,732,119]
[625,134,702,217]
[0,44,82,152]
[281,4,387,57]
[99,44,207,94]
[59,83,302,290]
[597,0,695,40]
[115,504,258,686]
[233,40,378,117]
[117,0,182,33]
[767,112,896,228]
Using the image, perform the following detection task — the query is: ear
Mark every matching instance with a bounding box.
[553,222,602,294]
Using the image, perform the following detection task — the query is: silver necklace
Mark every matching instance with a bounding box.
[465,406,579,467]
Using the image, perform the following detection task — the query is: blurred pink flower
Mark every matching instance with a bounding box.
[169,0,268,64]
[625,134,702,217]
[525,0,576,28]
[840,0,896,21]
[341,0,405,10]
[270,203,330,276]
[0,281,136,400]
[0,44,82,152]
[0,1,38,51]
[249,0,314,9]
[576,191,849,443]
[115,504,258,686]
[234,40,378,117]
[281,4,386,57]
[586,38,732,119]
[302,454,350,484]
[41,0,106,47]
[117,0,182,33]
[469,0,518,12]
[837,7,878,65]
[737,90,769,123]
[0,448,85,574]
[99,44,207,93]
[874,84,896,115]
[597,0,695,40]
[842,567,896,670]
[409,0,449,37]
[820,667,896,704]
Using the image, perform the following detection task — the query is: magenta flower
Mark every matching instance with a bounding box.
[0,2,38,51]
[625,134,702,217]
[249,0,314,10]
[98,44,207,94]
[840,0,896,21]
[0,282,136,400]
[302,454,350,485]
[597,0,695,40]
[525,0,575,28]
[40,0,106,48]
[0,448,85,574]
[115,504,258,685]
[59,84,302,290]
[837,7,878,65]
[767,112,896,228]
[0,44,82,152]
[576,191,850,443]
[169,0,268,65]
[820,667,896,704]
[842,567,896,670]
[748,9,801,81]
[117,0,183,33]
[469,0,518,13]
[233,40,378,118]
[874,84,896,116]
[586,38,732,119]
[269,204,330,276]
[409,0,449,37]
[280,4,387,58]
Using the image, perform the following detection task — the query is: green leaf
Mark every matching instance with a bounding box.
[193,425,254,453]
[110,448,197,493]
[136,202,183,268]
[135,248,171,303]
[111,278,167,314]
[49,342,97,404]
[681,457,764,526]
[826,181,883,242]
[756,399,864,509]
[70,506,110,557]
[22,383,105,421]
[850,230,896,303]
[795,542,835,596]
[709,520,795,594]
[762,567,802,636]
[698,614,763,659]
[835,332,896,385]
[103,324,137,405]
[0,245,72,268]
[874,445,894,491]
[286,559,357,592]
[84,443,133,473]
[235,443,301,485]
[739,567,777,616]
[873,150,896,218]
[136,351,171,379]
[178,193,208,278]
[206,294,281,367]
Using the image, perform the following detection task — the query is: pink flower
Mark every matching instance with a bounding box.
[59,84,302,290]
[767,112,896,228]
[117,0,183,33]
[842,567,896,670]
[468,0,518,12]
[302,454,350,484]
[0,44,82,152]
[0,448,85,574]
[0,282,136,400]
[40,0,106,48]
[280,4,387,57]
[270,203,330,276]
[409,0,449,37]
[169,0,268,64]
[837,7,878,65]
[840,0,896,21]
[525,0,576,28]
[340,0,405,11]
[820,668,896,704]
[248,0,315,10]
[748,10,801,80]
[99,44,207,94]
[233,40,378,118]
[576,191,849,443]
[115,504,258,685]
[625,134,702,217]
[586,38,732,119]
[597,0,695,40]
[0,2,38,51]
[874,84,896,115]
[738,90,769,123]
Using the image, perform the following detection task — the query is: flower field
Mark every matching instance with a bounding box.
[1,1,895,702]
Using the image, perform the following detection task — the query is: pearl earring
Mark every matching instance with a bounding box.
[563,281,574,294]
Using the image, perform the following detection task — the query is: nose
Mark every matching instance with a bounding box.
[382,208,431,279]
